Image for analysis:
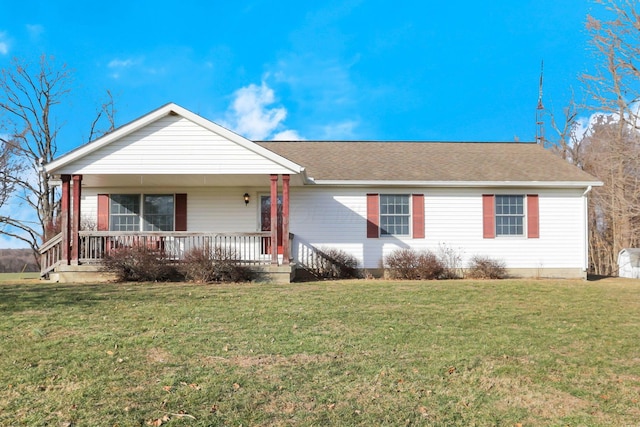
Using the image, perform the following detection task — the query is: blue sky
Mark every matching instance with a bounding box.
[0,1,602,248]
[1,0,598,151]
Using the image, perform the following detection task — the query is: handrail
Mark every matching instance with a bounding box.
[78,231,271,237]
[39,232,63,254]
[39,232,64,277]
[78,231,281,266]
[41,231,295,275]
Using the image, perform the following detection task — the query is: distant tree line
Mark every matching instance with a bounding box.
[0,249,38,272]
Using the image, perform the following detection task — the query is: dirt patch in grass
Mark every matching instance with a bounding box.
[492,374,594,421]
[147,347,173,364]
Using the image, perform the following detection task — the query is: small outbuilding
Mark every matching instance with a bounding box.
[617,248,640,278]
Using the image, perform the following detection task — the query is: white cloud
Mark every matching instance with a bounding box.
[106,57,169,81]
[108,58,136,69]
[0,32,9,55]
[107,57,140,79]
[221,81,303,140]
[0,234,29,249]
[272,129,304,140]
[26,24,44,39]
[320,120,359,140]
[573,111,624,144]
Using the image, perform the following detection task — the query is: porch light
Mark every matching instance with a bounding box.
[243,193,250,205]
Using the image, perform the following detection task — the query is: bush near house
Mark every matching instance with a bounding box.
[180,246,253,283]
[102,245,255,283]
[315,248,361,279]
[385,248,445,280]
[467,255,507,279]
[102,246,178,282]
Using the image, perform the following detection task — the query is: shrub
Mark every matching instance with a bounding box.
[385,248,444,280]
[467,255,507,279]
[102,246,178,282]
[180,246,253,283]
[316,248,360,279]
[437,243,464,279]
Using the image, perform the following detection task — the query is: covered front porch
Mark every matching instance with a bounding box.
[40,173,297,283]
[38,103,325,283]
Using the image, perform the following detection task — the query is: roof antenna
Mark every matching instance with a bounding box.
[536,60,545,147]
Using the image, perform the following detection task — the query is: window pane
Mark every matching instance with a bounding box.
[495,195,524,236]
[143,195,174,231]
[380,194,410,236]
[110,195,140,231]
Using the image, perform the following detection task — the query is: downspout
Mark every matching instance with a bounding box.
[582,185,593,279]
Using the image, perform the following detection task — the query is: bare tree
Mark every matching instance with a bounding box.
[0,55,115,258]
[579,116,640,275]
[567,0,640,275]
[547,95,586,167]
[0,137,22,211]
[88,89,116,142]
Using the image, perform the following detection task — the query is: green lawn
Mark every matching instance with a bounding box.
[0,279,638,426]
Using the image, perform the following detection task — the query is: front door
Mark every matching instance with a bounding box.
[261,195,283,254]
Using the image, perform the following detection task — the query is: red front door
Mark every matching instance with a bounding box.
[261,195,283,254]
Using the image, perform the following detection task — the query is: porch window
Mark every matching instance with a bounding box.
[110,195,140,231]
[380,194,410,236]
[143,195,174,231]
[108,194,174,232]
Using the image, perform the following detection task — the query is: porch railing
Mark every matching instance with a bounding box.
[77,231,288,266]
[39,232,63,276]
[39,231,295,276]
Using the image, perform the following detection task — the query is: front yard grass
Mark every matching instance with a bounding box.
[0,278,638,426]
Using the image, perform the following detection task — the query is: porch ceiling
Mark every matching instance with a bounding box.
[77,173,306,188]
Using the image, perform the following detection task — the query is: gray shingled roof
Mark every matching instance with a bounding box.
[256,141,600,183]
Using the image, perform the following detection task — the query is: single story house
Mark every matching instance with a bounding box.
[40,103,602,282]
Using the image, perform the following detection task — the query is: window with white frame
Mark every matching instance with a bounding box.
[380,194,410,236]
[495,195,524,236]
[110,194,140,231]
[143,195,174,231]
[109,194,174,232]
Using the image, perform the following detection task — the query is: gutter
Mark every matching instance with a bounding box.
[304,179,603,188]
[583,185,593,277]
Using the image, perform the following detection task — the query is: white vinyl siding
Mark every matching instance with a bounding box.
[288,187,587,272]
[80,186,589,275]
[56,115,295,175]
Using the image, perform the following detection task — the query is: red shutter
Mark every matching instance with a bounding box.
[527,194,539,238]
[175,193,187,231]
[482,194,495,238]
[366,193,379,238]
[412,194,425,239]
[97,194,109,231]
